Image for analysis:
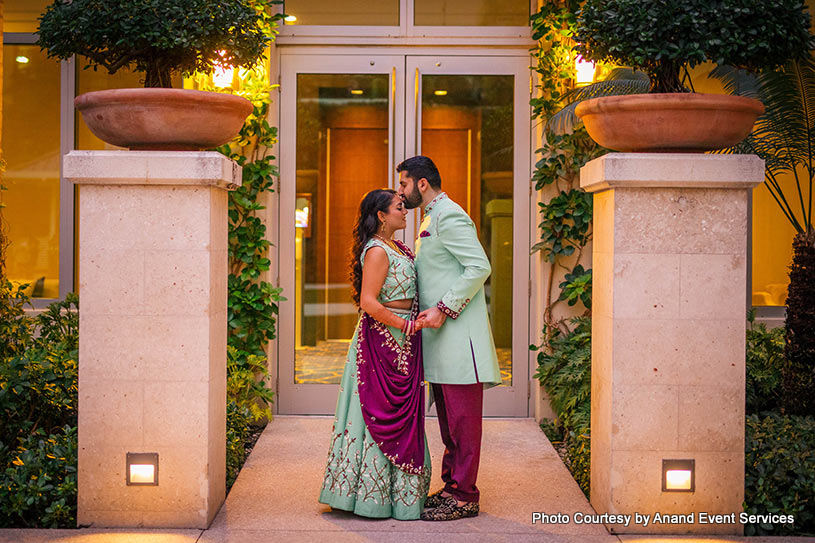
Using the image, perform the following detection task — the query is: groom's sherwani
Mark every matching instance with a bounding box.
[414,191,499,505]
[415,192,501,385]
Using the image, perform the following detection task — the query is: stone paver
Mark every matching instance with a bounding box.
[200,416,610,541]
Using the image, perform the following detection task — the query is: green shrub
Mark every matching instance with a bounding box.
[0,426,77,528]
[533,317,592,497]
[0,284,79,528]
[574,0,812,93]
[746,311,784,414]
[744,413,815,536]
[226,346,273,490]
[37,0,273,88]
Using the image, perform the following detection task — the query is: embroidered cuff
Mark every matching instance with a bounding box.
[436,300,461,320]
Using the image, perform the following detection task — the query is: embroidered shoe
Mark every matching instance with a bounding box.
[420,496,479,521]
[423,489,447,509]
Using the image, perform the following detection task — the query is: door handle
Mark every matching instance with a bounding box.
[414,67,420,154]
[391,66,396,188]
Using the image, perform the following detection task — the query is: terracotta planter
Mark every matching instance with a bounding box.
[75,88,253,151]
[575,93,765,152]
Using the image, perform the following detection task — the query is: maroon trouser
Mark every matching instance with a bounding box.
[432,382,484,503]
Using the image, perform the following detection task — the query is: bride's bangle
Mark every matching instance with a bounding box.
[401,318,414,335]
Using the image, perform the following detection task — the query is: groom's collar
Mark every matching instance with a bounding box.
[424,192,447,215]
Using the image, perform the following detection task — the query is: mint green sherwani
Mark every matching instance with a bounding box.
[414,193,501,385]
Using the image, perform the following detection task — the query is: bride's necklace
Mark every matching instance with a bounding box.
[374,234,403,255]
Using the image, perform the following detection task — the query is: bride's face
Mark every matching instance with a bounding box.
[380,194,408,233]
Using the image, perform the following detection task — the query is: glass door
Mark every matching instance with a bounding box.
[278,53,529,416]
[279,54,405,414]
[406,55,530,417]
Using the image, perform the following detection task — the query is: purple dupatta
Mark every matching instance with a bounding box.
[355,240,426,475]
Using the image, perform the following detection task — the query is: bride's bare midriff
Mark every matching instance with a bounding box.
[383,299,413,310]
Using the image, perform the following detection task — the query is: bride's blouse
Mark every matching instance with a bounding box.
[361,237,417,303]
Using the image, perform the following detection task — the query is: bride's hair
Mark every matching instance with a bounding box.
[350,188,398,306]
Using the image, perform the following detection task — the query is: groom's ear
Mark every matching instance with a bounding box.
[417,177,428,192]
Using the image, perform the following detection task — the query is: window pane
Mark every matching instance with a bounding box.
[284,0,399,26]
[421,75,514,386]
[751,182,796,306]
[414,0,529,26]
[294,74,390,384]
[2,45,61,298]
[4,0,51,33]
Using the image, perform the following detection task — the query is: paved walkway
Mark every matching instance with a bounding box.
[1,417,813,542]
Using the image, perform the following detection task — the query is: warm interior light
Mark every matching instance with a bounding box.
[434,90,448,96]
[15,56,29,64]
[126,452,158,485]
[665,469,692,490]
[662,459,694,492]
[284,15,297,22]
[350,89,364,95]
[129,464,155,484]
[575,55,595,86]
[212,50,234,88]
[296,206,310,228]
[212,66,234,88]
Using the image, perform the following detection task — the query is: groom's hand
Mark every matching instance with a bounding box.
[417,307,447,329]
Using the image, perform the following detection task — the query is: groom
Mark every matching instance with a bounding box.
[396,155,501,521]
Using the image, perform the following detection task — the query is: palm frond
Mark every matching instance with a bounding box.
[712,58,815,232]
[708,65,760,98]
[546,72,650,134]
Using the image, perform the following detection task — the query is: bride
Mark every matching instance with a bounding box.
[318,188,431,520]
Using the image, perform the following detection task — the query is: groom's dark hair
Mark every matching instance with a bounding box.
[396,156,442,189]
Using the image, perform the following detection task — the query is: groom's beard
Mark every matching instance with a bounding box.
[403,185,423,209]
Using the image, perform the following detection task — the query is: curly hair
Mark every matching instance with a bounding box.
[350,189,397,306]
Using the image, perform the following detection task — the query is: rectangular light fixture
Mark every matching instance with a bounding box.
[350,89,364,95]
[434,90,448,96]
[126,452,159,486]
[662,459,694,492]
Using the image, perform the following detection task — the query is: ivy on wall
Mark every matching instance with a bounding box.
[194,1,286,487]
[528,1,606,498]
[529,1,605,345]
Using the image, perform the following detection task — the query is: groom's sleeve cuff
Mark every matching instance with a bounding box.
[437,300,461,320]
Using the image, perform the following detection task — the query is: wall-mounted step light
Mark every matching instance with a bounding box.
[662,459,694,492]
[126,452,159,486]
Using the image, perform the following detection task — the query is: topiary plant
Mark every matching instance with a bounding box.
[574,0,813,94]
[36,0,274,88]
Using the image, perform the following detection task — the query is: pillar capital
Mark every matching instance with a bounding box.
[580,153,764,193]
[64,150,241,190]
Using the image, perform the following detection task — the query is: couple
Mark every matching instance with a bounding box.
[318,156,501,521]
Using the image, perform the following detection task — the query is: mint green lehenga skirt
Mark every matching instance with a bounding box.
[319,311,431,520]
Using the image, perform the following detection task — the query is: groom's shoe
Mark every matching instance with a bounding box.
[420,496,479,521]
[424,489,447,509]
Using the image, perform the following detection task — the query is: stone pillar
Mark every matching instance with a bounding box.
[581,153,763,535]
[63,151,240,529]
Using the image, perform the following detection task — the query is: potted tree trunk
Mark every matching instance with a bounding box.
[36,0,275,151]
[570,0,813,152]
